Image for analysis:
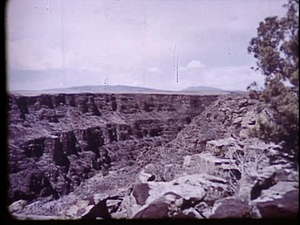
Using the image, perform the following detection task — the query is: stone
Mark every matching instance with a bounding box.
[8,200,28,213]
[251,180,298,203]
[133,191,197,219]
[132,183,150,206]
[82,196,122,220]
[254,190,299,218]
[239,129,250,139]
[181,152,234,181]
[133,200,169,219]
[138,164,157,183]
[145,174,207,205]
[238,98,249,107]
[241,111,257,129]
[232,116,243,125]
[183,155,192,167]
[206,138,241,157]
[253,109,276,133]
[62,200,92,218]
[210,197,250,218]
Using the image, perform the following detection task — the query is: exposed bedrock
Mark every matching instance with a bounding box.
[8,93,218,203]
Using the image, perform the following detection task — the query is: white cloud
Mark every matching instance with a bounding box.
[179,60,205,71]
[147,67,162,73]
[187,60,205,69]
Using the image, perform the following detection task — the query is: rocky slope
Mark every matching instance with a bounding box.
[7,93,299,219]
[8,93,217,205]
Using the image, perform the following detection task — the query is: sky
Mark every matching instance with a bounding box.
[6,0,287,91]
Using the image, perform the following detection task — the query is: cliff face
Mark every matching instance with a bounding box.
[8,93,218,204]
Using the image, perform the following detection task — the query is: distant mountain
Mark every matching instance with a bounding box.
[46,85,177,93]
[10,84,244,96]
[180,86,230,94]
[226,90,248,94]
[11,85,175,95]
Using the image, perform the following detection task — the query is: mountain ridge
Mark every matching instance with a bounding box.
[10,84,243,96]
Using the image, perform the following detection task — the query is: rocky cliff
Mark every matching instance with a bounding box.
[8,93,217,204]
[7,93,298,219]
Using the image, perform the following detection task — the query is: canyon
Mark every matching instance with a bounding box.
[7,92,299,219]
[8,93,217,204]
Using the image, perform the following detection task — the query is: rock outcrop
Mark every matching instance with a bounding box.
[113,173,228,219]
[8,93,299,219]
[8,93,217,205]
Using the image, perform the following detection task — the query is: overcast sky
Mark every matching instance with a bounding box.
[6,0,287,91]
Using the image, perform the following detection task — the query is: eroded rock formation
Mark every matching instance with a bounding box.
[8,93,299,219]
[8,93,217,204]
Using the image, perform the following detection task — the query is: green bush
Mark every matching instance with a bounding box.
[248,0,299,160]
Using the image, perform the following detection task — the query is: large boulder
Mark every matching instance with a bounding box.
[210,197,251,218]
[252,190,299,218]
[132,194,172,219]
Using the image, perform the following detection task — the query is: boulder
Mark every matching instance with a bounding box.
[250,164,297,200]
[132,183,150,206]
[241,110,257,130]
[144,174,206,205]
[210,197,250,218]
[133,197,170,219]
[239,129,250,139]
[206,137,241,157]
[253,190,299,218]
[63,200,93,218]
[8,200,28,213]
[138,164,158,183]
[133,192,204,219]
[182,152,233,175]
[261,181,298,198]
[181,152,240,187]
[81,196,123,220]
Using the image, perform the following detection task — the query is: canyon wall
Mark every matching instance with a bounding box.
[8,93,218,204]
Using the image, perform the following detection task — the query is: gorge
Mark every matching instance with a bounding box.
[7,92,299,219]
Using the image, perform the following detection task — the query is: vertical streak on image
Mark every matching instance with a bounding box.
[173,44,176,68]
[60,0,65,87]
[176,54,179,83]
[49,0,52,13]
[142,0,147,86]
[104,5,110,91]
